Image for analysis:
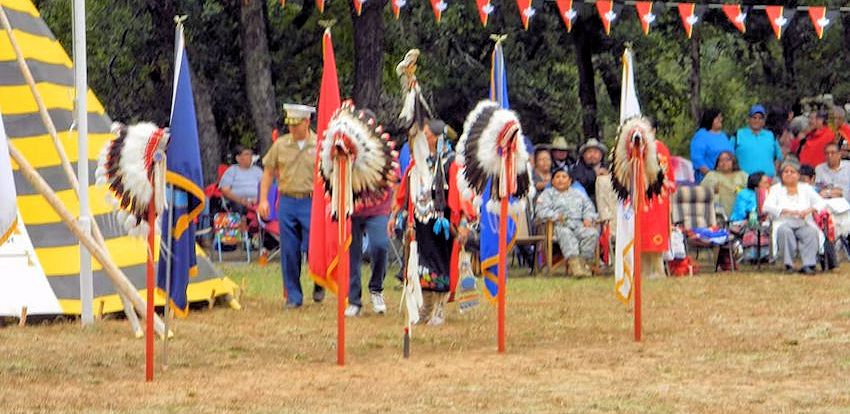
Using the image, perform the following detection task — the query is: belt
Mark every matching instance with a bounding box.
[280,191,313,199]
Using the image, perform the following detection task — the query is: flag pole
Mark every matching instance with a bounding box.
[162,185,175,370]
[633,155,643,342]
[497,195,508,353]
[145,196,156,381]
[336,156,348,366]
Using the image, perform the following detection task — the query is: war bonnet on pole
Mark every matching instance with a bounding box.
[609,116,665,204]
[319,100,399,219]
[455,99,532,214]
[95,122,170,237]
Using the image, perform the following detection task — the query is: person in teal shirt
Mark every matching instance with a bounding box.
[733,104,783,177]
[690,108,733,183]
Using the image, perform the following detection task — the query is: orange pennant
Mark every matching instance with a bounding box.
[316,0,325,13]
[635,2,655,35]
[280,0,286,8]
[430,0,447,23]
[808,7,829,40]
[677,3,697,39]
[596,0,615,36]
[555,0,576,33]
[477,0,493,27]
[352,0,363,15]
[516,0,535,30]
[391,0,404,19]
[722,4,746,33]
[765,6,789,39]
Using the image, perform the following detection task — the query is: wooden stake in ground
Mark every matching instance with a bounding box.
[633,150,644,343]
[335,155,349,367]
[8,143,167,337]
[145,202,155,382]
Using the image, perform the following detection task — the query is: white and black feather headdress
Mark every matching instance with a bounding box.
[609,116,665,203]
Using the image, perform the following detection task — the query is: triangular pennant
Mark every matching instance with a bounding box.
[765,6,793,39]
[722,4,746,33]
[391,0,405,19]
[430,0,447,22]
[352,0,364,15]
[596,0,616,36]
[808,7,833,40]
[635,2,656,36]
[476,0,493,27]
[516,0,535,30]
[316,0,325,14]
[555,0,577,33]
[280,0,286,8]
[677,3,700,39]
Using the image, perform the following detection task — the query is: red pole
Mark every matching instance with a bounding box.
[497,196,508,353]
[145,202,155,381]
[633,158,643,342]
[336,157,348,366]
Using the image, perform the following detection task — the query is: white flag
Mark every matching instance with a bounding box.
[614,47,640,303]
[0,113,17,245]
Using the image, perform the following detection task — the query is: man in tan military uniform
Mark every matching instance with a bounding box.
[258,104,323,308]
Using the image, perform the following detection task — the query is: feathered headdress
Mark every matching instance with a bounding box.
[319,101,398,219]
[396,49,433,130]
[95,122,169,237]
[609,116,665,204]
[455,100,532,214]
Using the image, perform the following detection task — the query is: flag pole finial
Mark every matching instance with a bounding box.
[319,19,337,31]
[174,15,188,26]
[490,34,507,44]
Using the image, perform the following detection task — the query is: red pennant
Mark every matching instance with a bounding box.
[476,0,493,27]
[765,6,788,39]
[555,0,576,33]
[316,0,325,13]
[808,7,828,40]
[391,0,404,19]
[635,2,655,35]
[677,3,698,39]
[596,0,615,36]
[352,0,363,15]
[280,0,286,8]
[722,4,746,33]
[516,0,535,30]
[430,0,447,23]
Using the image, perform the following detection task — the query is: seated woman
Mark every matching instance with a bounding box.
[763,159,826,274]
[699,151,748,217]
[535,168,599,276]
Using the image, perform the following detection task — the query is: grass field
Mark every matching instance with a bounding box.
[3,261,850,413]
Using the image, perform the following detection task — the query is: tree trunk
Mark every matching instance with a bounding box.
[597,53,621,111]
[240,0,277,152]
[351,0,389,113]
[143,0,177,125]
[688,30,701,124]
[572,19,599,140]
[191,67,222,185]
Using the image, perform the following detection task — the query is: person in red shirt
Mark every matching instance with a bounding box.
[831,106,850,160]
[798,110,835,168]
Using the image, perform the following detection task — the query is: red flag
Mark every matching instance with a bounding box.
[430,0,447,22]
[765,6,791,39]
[555,0,577,33]
[476,0,493,27]
[722,4,746,33]
[391,0,404,19]
[808,7,830,40]
[516,0,535,30]
[677,3,697,39]
[353,0,363,15]
[596,0,615,36]
[635,1,655,35]
[308,30,344,294]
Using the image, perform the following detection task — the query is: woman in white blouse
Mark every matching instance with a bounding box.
[763,159,826,274]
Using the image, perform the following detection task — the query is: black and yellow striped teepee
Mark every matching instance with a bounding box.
[0,0,237,316]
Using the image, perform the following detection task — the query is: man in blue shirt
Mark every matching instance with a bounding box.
[734,104,783,178]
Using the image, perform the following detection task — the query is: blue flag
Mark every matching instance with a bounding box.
[157,25,205,316]
[481,41,518,301]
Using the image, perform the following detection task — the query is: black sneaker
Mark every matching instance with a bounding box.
[313,288,326,303]
[785,265,795,274]
[800,266,816,275]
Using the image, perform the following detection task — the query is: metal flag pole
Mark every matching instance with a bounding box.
[163,185,175,370]
[72,0,93,326]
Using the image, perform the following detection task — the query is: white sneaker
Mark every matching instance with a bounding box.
[344,304,361,317]
[370,292,387,314]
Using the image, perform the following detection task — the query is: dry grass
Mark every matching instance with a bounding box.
[3,261,850,413]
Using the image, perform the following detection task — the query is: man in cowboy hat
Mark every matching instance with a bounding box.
[258,103,325,308]
[549,136,576,173]
[572,138,609,205]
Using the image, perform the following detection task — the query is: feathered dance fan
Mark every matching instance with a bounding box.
[396,49,432,130]
[609,116,666,203]
[455,99,532,214]
[319,101,399,219]
[95,122,170,237]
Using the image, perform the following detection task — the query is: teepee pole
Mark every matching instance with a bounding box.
[8,143,167,337]
[0,5,141,333]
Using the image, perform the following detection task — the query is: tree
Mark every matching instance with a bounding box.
[240,0,277,152]
[351,0,389,111]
